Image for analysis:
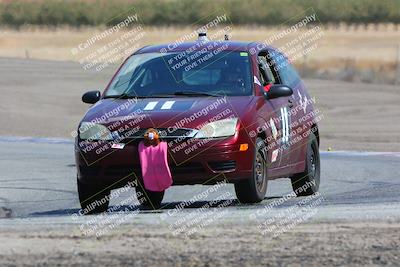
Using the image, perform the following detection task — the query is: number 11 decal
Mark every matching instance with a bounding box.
[280,107,290,147]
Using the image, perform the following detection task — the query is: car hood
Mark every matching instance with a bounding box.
[82,96,254,129]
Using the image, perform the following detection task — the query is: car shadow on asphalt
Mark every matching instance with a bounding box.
[29,196,286,217]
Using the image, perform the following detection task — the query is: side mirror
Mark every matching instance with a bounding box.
[264,84,293,99]
[82,90,101,104]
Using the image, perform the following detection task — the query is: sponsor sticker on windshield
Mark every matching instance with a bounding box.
[111,143,125,149]
[240,52,248,56]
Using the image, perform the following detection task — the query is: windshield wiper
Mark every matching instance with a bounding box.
[104,91,224,99]
[172,91,223,97]
[146,94,177,98]
[103,93,145,99]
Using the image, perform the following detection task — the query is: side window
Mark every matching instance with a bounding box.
[268,50,300,88]
[258,54,278,85]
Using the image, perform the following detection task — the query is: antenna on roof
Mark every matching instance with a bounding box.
[198,32,208,42]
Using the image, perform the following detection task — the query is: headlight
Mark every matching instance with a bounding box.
[79,122,113,141]
[195,118,238,138]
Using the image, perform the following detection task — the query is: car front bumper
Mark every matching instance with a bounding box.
[75,135,254,188]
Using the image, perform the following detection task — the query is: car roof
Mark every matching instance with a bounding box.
[134,40,276,54]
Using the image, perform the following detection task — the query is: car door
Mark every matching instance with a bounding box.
[258,51,292,172]
[269,50,304,169]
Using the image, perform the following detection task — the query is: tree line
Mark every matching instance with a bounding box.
[0,0,399,27]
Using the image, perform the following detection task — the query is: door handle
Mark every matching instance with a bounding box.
[288,99,294,108]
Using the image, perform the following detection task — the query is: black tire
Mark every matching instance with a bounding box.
[135,184,164,210]
[291,133,320,196]
[234,137,268,203]
[77,177,110,214]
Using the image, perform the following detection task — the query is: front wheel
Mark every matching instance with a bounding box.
[291,132,320,196]
[234,137,268,203]
[77,177,110,214]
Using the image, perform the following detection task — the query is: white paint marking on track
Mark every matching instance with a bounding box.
[0,136,399,158]
[321,151,400,157]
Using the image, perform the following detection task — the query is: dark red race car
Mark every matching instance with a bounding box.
[75,33,320,213]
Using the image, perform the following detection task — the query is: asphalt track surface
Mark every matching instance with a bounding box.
[0,137,399,227]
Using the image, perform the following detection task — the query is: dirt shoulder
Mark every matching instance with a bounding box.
[306,79,400,152]
[0,220,399,266]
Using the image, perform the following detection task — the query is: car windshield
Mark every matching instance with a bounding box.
[105,51,252,97]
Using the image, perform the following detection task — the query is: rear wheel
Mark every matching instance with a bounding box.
[291,133,320,196]
[77,177,110,214]
[135,184,164,210]
[235,137,268,203]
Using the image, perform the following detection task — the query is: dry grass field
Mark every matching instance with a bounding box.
[0,26,398,61]
[1,26,399,83]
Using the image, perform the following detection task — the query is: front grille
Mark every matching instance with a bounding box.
[103,162,205,177]
[119,128,196,143]
[208,160,236,172]
[170,162,205,174]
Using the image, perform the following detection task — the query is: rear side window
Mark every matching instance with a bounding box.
[269,51,300,88]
